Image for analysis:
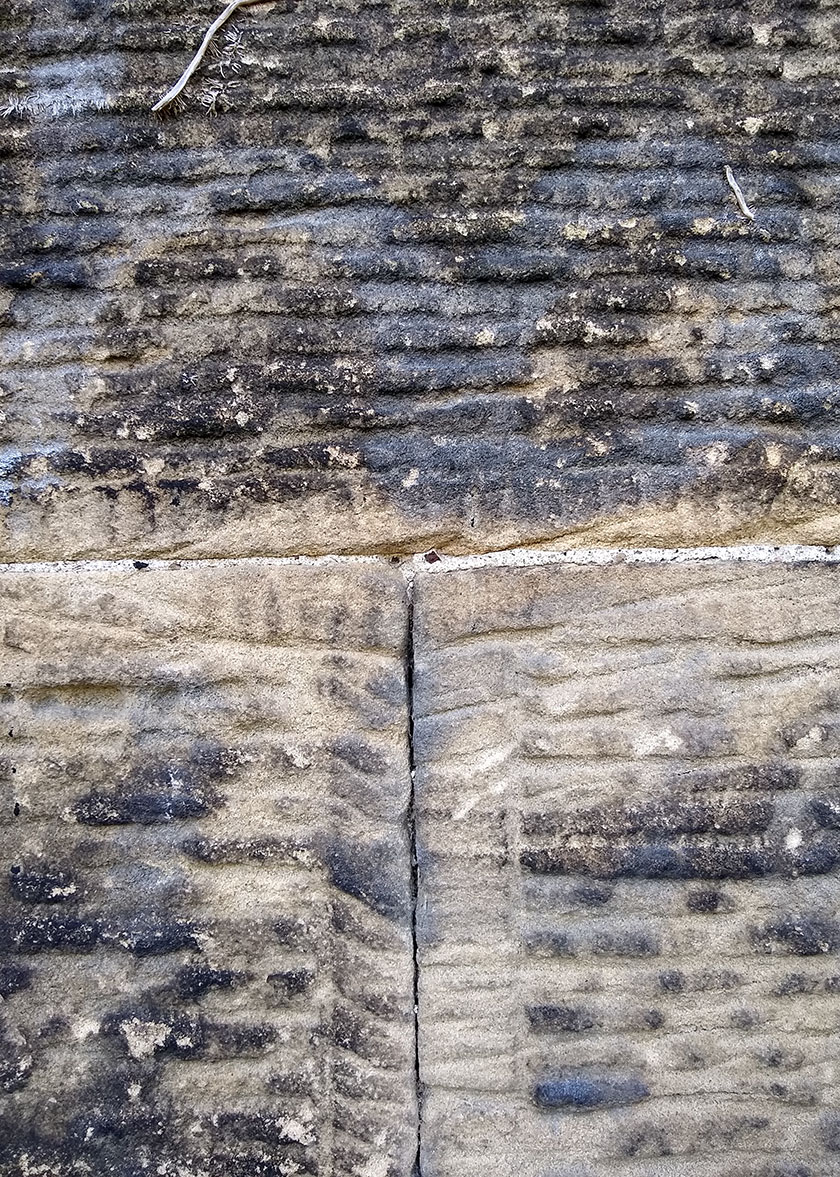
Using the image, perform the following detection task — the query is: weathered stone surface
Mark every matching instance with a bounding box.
[414,558,840,1176]
[4,1,840,557]
[0,560,416,1176]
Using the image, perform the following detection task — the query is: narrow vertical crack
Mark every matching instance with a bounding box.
[404,566,423,1176]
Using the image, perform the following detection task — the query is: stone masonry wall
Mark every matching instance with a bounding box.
[3,2,840,1176]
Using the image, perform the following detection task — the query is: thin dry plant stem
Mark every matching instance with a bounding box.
[724,165,756,221]
[152,0,271,112]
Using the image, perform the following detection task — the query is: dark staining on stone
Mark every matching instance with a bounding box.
[0,910,199,957]
[322,1006,389,1065]
[533,795,777,838]
[784,836,840,878]
[332,1061,393,1106]
[820,1114,840,1153]
[521,831,836,882]
[687,887,726,913]
[809,796,840,829]
[67,1101,171,1153]
[773,972,821,997]
[209,1112,311,1150]
[620,1125,673,1159]
[56,1063,174,1165]
[324,837,410,921]
[106,916,202,957]
[73,743,236,826]
[659,969,686,993]
[268,1070,316,1098]
[9,0,840,561]
[522,930,573,957]
[680,763,802,794]
[533,1074,650,1112]
[0,1030,33,1093]
[730,1008,762,1030]
[520,786,815,883]
[204,1021,278,1058]
[8,862,78,904]
[101,1001,205,1060]
[570,882,613,907]
[675,1045,707,1071]
[205,1111,317,1167]
[330,735,389,775]
[182,836,306,865]
[757,1046,805,1071]
[336,981,403,1021]
[592,929,659,957]
[585,927,658,955]
[0,961,31,998]
[527,1004,598,1033]
[176,963,247,1000]
[752,914,840,956]
[216,1149,318,1177]
[0,259,89,289]
[268,969,316,1000]
[273,915,312,948]
[697,969,742,992]
[698,1114,772,1149]
[38,1015,69,1042]
[0,914,102,954]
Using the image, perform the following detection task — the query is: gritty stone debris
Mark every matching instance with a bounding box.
[0,562,417,1177]
[2,0,840,558]
[413,559,840,1176]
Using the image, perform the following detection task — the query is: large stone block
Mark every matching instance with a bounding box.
[414,557,840,1176]
[3,1,840,557]
[0,560,416,1176]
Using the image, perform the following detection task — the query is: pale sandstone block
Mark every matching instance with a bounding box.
[414,559,840,1177]
[0,561,416,1177]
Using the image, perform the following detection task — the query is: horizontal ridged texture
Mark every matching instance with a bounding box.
[3,0,840,556]
[0,562,416,1177]
[414,559,840,1176]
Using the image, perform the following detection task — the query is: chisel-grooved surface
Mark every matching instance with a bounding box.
[4,1,840,557]
[0,562,416,1177]
[414,560,840,1177]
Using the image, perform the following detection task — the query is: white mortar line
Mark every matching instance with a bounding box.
[411,543,840,573]
[0,554,387,574]
[0,544,839,575]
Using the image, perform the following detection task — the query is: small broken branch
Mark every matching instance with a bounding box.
[724,165,755,221]
[152,0,271,113]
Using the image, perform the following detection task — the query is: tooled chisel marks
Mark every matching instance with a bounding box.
[0,562,417,1177]
[413,558,840,1177]
[5,0,840,558]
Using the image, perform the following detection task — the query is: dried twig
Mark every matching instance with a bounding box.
[152,0,272,113]
[724,165,755,221]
